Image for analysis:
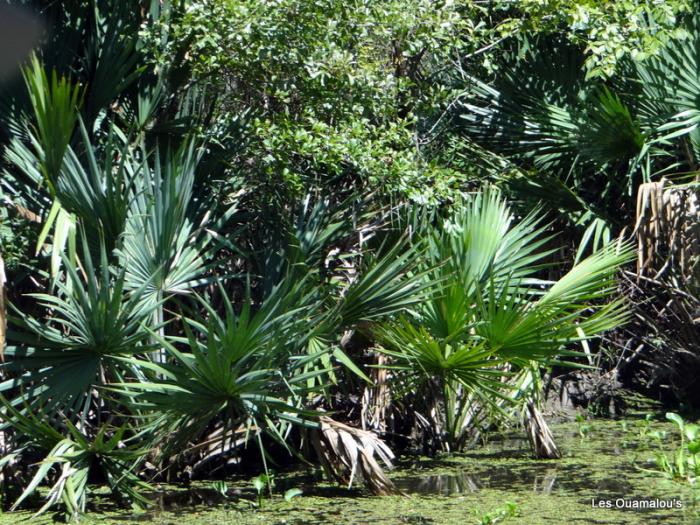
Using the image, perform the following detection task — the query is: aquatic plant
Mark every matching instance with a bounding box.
[210,481,229,499]
[252,473,275,507]
[478,501,519,524]
[576,414,592,441]
[645,413,700,485]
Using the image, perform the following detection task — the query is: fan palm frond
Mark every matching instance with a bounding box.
[2,236,158,419]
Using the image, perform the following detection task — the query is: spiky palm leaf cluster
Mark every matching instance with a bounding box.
[456,25,700,261]
[0,1,635,520]
[373,189,632,451]
[0,2,433,516]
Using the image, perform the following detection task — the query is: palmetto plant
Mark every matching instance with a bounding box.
[455,28,700,259]
[456,45,639,257]
[19,55,83,196]
[1,401,150,521]
[109,225,432,462]
[1,201,430,514]
[3,57,83,278]
[0,0,185,282]
[452,22,700,412]
[374,189,633,452]
[2,238,159,420]
[113,280,330,462]
[118,140,223,305]
[0,0,672,520]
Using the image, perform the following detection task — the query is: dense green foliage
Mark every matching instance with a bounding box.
[0,0,697,521]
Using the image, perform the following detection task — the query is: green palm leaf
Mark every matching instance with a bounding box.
[2,237,158,418]
[373,189,633,450]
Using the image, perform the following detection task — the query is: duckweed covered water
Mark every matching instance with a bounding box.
[5,415,699,524]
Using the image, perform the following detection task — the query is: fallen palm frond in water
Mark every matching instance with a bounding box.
[309,416,401,495]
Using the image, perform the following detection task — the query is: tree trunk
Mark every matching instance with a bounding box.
[525,401,561,459]
[361,352,391,433]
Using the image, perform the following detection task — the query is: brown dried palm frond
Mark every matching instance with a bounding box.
[188,424,250,476]
[12,204,41,224]
[309,416,400,495]
[635,178,699,281]
[616,270,700,405]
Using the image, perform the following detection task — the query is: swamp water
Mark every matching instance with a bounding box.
[8,416,700,524]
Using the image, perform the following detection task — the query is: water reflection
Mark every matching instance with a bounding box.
[151,488,229,510]
[395,472,480,495]
[533,469,557,495]
[394,465,633,498]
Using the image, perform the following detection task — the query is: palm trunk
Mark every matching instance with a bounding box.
[524,401,561,459]
[361,353,391,432]
[152,291,167,365]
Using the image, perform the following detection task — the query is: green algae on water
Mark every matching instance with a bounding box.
[5,417,699,525]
